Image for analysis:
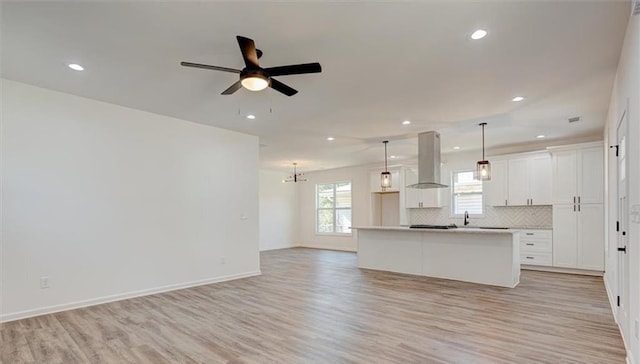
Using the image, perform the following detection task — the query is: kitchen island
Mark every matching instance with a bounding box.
[353,226,520,288]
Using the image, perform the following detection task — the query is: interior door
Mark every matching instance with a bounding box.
[616,109,629,339]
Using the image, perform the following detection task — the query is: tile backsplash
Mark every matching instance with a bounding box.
[409,205,552,228]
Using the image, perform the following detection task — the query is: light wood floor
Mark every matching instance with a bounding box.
[1,248,626,363]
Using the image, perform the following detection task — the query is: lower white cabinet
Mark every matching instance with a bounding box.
[552,203,604,270]
[520,229,553,266]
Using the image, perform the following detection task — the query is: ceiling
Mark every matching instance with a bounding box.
[1,1,631,173]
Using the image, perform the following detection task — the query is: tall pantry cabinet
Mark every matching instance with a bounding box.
[550,143,604,271]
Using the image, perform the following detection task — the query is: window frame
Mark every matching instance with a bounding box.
[315,181,353,236]
[450,169,484,218]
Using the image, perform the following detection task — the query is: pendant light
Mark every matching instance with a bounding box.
[476,122,491,180]
[282,163,308,183]
[381,140,392,189]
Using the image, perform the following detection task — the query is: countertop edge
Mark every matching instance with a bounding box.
[351,226,518,234]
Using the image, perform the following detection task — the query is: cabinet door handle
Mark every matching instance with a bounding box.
[573,196,576,204]
[578,204,580,212]
[526,243,534,246]
[505,199,508,206]
[526,256,534,259]
[526,233,534,236]
[574,204,576,212]
[530,198,533,205]
[578,196,581,203]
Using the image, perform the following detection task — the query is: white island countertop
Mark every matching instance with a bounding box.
[351,226,518,235]
[355,226,520,287]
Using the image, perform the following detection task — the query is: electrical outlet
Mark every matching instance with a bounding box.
[40,277,50,289]
[220,257,226,265]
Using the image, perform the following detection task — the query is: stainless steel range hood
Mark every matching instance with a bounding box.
[408,131,448,189]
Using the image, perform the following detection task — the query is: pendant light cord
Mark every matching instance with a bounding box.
[383,141,389,172]
[479,123,487,160]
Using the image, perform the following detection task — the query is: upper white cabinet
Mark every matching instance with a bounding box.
[552,146,603,204]
[507,158,529,205]
[369,168,401,193]
[485,152,552,206]
[403,166,442,208]
[507,154,552,206]
[485,159,508,206]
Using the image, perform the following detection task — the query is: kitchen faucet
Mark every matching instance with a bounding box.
[464,211,470,226]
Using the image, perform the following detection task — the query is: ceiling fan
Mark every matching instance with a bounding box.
[181,36,322,96]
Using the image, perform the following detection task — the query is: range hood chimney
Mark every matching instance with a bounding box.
[408,131,448,189]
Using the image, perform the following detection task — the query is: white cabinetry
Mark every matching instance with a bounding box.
[485,159,508,206]
[520,229,553,266]
[552,203,604,270]
[404,166,442,208]
[485,152,551,206]
[552,147,603,204]
[507,154,552,206]
[550,143,604,271]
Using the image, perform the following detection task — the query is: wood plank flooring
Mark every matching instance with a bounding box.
[1,248,626,363]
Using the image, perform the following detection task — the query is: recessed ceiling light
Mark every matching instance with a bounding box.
[390,155,397,159]
[68,63,84,71]
[512,96,525,102]
[246,114,256,119]
[402,120,411,125]
[327,137,335,141]
[536,135,545,139]
[453,146,461,150]
[470,29,488,40]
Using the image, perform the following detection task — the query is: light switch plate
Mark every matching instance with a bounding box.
[631,205,640,223]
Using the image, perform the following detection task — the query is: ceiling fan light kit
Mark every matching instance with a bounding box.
[181,35,322,97]
[476,122,491,181]
[240,69,269,91]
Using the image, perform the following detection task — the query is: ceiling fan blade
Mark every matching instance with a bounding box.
[270,78,298,96]
[180,62,241,74]
[221,80,243,95]
[236,36,260,68]
[264,63,322,77]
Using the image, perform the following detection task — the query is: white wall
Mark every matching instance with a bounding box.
[604,9,640,364]
[259,169,298,251]
[1,80,260,322]
[298,165,370,251]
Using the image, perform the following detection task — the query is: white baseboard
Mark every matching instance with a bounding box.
[299,244,357,252]
[0,270,261,323]
[603,272,618,323]
[521,265,603,276]
[260,244,301,252]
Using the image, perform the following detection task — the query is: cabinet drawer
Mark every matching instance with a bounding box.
[521,252,552,266]
[519,229,552,241]
[520,240,552,253]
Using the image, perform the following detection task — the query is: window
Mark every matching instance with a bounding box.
[452,170,483,216]
[316,182,352,234]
